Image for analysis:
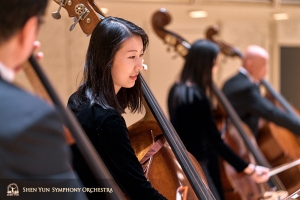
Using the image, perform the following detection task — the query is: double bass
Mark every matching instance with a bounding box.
[51,0,214,199]
[258,80,300,194]
[207,26,300,195]
[151,8,289,200]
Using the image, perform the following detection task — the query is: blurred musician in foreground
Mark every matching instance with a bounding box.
[167,39,270,200]
[222,45,300,138]
[68,17,167,200]
[0,0,86,199]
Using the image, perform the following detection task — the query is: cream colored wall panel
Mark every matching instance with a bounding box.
[278,20,300,45]
[146,20,217,119]
[216,21,269,87]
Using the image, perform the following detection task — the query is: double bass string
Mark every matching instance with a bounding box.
[140,75,215,200]
[261,79,299,119]
[140,76,213,200]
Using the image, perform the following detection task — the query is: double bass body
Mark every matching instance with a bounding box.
[256,81,300,194]
[128,110,207,200]
[214,106,264,200]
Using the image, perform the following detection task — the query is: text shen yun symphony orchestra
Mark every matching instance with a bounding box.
[22,187,113,193]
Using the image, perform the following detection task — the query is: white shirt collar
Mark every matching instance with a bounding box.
[0,62,15,82]
[239,67,260,85]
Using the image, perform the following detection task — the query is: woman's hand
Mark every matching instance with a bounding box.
[244,163,270,183]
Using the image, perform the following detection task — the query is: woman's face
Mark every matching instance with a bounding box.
[111,35,144,93]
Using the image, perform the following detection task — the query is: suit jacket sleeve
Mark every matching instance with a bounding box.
[237,85,300,136]
[0,93,87,200]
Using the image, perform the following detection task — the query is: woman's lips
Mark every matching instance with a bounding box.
[130,75,138,80]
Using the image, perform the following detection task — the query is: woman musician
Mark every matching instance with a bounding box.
[168,39,270,200]
[67,16,167,200]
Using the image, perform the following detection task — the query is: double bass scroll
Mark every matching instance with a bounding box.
[206,25,242,58]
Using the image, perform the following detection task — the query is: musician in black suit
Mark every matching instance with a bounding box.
[222,45,300,138]
[0,1,86,199]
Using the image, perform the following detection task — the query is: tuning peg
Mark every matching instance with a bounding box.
[70,17,79,31]
[69,10,85,32]
[98,13,105,20]
[52,0,66,20]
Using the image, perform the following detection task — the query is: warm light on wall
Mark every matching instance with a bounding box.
[101,8,109,14]
[273,13,289,20]
[189,11,208,18]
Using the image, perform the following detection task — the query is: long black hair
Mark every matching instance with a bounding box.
[74,17,149,114]
[180,39,219,96]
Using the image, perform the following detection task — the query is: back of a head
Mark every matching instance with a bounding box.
[0,0,48,44]
[243,45,269,66]
[180,39,220,88]
[243,45,269,80]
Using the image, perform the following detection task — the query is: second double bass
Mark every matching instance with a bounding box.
[207,27,300,195]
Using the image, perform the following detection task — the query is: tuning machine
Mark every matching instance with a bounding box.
[52,0,68,20]
[69,4,90,32]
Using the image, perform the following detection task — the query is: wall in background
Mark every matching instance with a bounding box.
[15,1,300,126]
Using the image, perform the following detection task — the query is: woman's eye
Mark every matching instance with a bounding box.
[140,53,144,57]
[129,56,135,59]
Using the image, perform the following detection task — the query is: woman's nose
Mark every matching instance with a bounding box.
[136,58,143,71]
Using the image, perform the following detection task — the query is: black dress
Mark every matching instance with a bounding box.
[168,83,249,200]
[68,93,166,200]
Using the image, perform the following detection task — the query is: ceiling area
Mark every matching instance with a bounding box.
[93,0,300,24]
[98,0,300,5]
[50,0,300,30]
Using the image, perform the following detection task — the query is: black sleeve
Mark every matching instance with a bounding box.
[95,114,167,200]
[2,107,87,200]
[191,96,249,172]
[240,86,300,136]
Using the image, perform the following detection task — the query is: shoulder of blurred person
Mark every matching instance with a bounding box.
[0,1,87,199]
